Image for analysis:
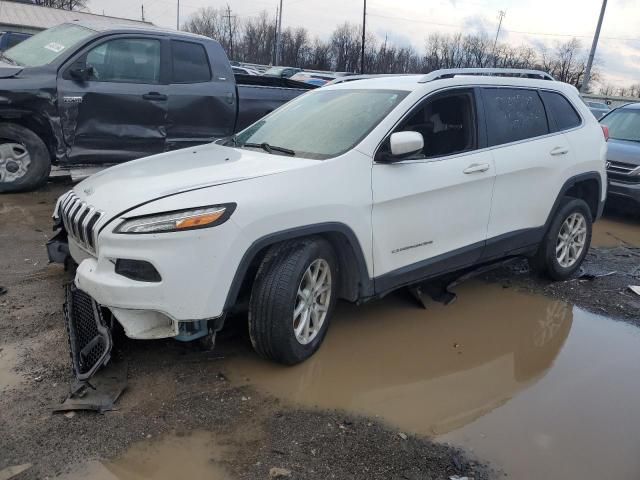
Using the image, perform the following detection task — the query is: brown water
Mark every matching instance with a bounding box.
[0,343,20,391]
[60,431,231,480]
[226,282,640,480]
[592,216,640,247]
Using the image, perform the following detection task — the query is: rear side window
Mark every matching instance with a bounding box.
[482,88,549,146]
[540,91,582,131]
[171,40,211,83]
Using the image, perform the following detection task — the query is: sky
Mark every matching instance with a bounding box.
[86,0,640,88]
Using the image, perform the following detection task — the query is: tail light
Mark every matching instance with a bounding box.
[601,125,610,141]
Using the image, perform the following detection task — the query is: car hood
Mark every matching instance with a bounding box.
[0,60,23,78]
[72,142,316,220]
[606,138,640,166]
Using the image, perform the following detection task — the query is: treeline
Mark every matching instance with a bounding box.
[183,7,600,90]
[4,0,86,10]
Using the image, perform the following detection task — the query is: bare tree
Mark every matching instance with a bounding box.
[182,9,610,90]
[12,0,87,10]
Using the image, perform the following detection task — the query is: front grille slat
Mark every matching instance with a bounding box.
[59,191,103,255]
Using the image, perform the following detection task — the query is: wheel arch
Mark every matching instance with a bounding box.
[0,111,58,162]
[545,172,603,229]
[223,223,374,313]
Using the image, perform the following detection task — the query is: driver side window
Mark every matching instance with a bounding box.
[384,89,478,160]
[86,38,161,84]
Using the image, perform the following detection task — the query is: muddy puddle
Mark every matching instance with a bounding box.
[592,215,640,247]
[59,431,232,480]
[226,282,640,480]
[0,343,21,391]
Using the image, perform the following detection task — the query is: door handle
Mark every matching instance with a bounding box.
[463,163,490,174]
[550,147,569,156]
[142,92,167,101]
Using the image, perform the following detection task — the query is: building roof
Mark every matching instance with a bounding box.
[0,2,152,31]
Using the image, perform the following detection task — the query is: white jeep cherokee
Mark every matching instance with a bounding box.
[49,68,607,372]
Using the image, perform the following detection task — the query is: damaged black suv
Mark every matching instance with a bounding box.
[0,22,311,192]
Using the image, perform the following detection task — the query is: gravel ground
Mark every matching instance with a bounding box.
[0,181,494,479]
[2,181,638,480]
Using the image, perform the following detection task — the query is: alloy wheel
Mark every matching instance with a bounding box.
[293,258,332,345]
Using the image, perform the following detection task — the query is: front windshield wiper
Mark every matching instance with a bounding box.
[242,142,295,156]
[0,52,19,66]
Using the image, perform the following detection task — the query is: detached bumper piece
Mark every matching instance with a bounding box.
[47,229,70,264]
[64,284,113,381]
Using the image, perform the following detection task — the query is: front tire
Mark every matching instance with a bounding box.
[248,238,338,365]
[531,198,592,280]
[0,123,51,193]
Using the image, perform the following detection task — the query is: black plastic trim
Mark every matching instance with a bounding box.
[374,240,485,296]
[545,172,603,225]
[223,222,373,312]
[115,259,162,282]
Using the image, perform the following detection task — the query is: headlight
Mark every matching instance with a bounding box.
[114,204,236,234]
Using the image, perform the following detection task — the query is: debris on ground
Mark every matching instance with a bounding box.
[52,360,127,414]
[269,467,292,478]
[398,432,408,440]
[629,286,640,296]
[0,286,7,296]
[0,464,32,480]
[577,270,617,281]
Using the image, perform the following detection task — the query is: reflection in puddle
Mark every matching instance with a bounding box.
[60,431,231,480]
[227,282,640,480]
[228,283,572,435]
[443,308,640,480]
[592,216,640,247]
[0,344,21,390]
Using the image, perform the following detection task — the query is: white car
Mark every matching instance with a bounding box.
[49,68,607,376]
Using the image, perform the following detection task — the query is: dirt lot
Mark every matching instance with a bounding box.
[2,181,640,480]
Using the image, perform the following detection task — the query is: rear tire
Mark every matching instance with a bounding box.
[248,238,338,365]
[0,123,51,193]
[530,198,592,281]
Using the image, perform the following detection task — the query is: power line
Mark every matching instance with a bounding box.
[366,11,639,42]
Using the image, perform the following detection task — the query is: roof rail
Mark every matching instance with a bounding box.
[326,73,415,86]
[418,68,555,83]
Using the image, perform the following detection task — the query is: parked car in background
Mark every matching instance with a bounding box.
[0,23,314,192]
[586,101,610,119]
[49,68,606,378]
[290,71,337,86]
[0,31,31,51]
[232,66,260,75]
[600,103,640,208]
[263,66,302,78]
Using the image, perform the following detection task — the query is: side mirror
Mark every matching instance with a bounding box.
[389,131,424,159]
[69,64,93,81]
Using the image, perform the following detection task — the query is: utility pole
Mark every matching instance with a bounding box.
[360,0,366,74]
[141,4,145,22]
[176,0,180,31]
[275,0,283,65]
[491,10,506,65]
[225,4,235,59]
[582,0,607,93]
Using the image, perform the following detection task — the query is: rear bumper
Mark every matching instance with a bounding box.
[607,179,640,206]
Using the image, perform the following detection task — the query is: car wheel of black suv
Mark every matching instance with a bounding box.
[249,237,338,365]
[531,198,593,281]
[0,123,51,193]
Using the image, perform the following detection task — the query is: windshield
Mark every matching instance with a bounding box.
[601,109,640,142]
[235,89,409,159]
[3,24,95,67]
[264,67,286,75]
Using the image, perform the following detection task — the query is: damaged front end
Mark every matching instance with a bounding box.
[63,283,113,383]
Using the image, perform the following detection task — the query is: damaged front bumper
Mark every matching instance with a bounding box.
[47,229,70,264]
[64,283,113,381]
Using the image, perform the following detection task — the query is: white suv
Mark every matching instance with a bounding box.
[49,68,607,372]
